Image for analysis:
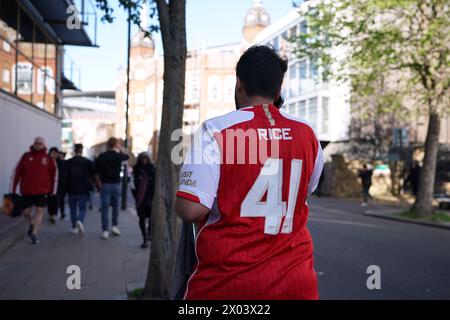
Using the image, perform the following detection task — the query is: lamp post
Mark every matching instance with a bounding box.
[121,7,132,210]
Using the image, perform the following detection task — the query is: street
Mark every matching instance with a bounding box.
[0,196,449,299]
[308,197,450,299]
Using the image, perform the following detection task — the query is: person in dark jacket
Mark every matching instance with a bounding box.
[57,151,68,220]
[95,137,129,239]
[405,161,421,197]
[358,164,373,206]
[10,137,58,244]
[66,144,94,236]
[132,152,156,249]
[47,148,67,223]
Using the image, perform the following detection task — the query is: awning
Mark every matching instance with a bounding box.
[21,0,96,47]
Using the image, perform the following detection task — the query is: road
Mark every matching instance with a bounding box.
[308,197,450,299]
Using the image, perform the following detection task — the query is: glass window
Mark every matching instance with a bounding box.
[300,21,307,34]
[322,97,329,134]
[273,37,279,51]
[299,60,307,94]
[289,63,297,80]
[310,59,318,79]
[37,66,54,94]
[309,98,318,131]
[208,75,222,102]
[223,75,235,103]
[289,26,297,38]
[300,60,307,79]
[289,63,299,98]
[299,100,306,118]
[14,62,32,94]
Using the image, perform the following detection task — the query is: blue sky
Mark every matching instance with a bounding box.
[66,0,295,91]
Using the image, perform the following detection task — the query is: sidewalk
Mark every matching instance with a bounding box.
[0,205,149,300]
[363,209,450,230]
[312,196,450,230]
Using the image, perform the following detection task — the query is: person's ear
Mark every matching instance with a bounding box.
[236,77,241,92]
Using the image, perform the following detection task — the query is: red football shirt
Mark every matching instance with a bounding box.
[177,104,324,300]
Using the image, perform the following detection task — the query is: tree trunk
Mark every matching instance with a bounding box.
[144,0,186,299]
[412,112,441,216]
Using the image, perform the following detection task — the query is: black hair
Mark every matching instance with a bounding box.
[236,45,288,101]
[74,143,83,154]
[49,147,58,154]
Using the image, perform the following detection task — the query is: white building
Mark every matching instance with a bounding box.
[62,90,117,158]
[254,8,351,144]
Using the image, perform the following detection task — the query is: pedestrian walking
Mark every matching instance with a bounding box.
[132,152,156,249]
[94,137,129,239]
[10,137,58,244]
[358,164,373,206]
[47,147,59,224]
[47,148,67,223]
[57,151,68,219]
[66,144,94,236]
[405,161,421,197]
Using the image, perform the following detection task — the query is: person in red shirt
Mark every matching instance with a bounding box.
[175,46,324,300]
[10,137,58,244]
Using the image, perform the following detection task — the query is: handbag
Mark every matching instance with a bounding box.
[1,193,23,217]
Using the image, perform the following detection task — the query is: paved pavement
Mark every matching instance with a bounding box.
[308,197,450,299]
[0,200,148,300]
[1,195,449,300]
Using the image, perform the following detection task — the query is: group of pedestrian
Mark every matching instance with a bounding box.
[9,136,155,248]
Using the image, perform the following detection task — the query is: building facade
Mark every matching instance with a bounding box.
[115,0,273,156]
[61,90,116,159]
[0,0,96,199]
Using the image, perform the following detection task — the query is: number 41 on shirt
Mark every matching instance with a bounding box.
[240,158,303,235]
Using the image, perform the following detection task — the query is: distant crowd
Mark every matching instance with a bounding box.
[9,136,155,248]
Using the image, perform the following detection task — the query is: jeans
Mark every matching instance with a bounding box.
[68,194,87,228]
[100,183,121,232]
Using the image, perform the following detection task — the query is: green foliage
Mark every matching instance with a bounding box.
[95,0,159,38]
[292,0,450,118]
[400,210,450,222]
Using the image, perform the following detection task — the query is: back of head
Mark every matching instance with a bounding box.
[74,143,83,155]
[236,45,288,101]
[137,152,151,166]
[107,137,118,150]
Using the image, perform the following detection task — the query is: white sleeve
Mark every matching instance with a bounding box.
[176,123,221,210]
[307,140,324,195]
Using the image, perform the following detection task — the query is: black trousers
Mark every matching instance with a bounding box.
[362,185,372,203]
[47,193,66,217]
[137,205,152,242]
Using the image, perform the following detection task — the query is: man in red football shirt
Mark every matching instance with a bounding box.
[11,137,58,244]
[175,45,324,300]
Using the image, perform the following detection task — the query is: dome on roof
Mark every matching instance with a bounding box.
[244,0,270,29]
